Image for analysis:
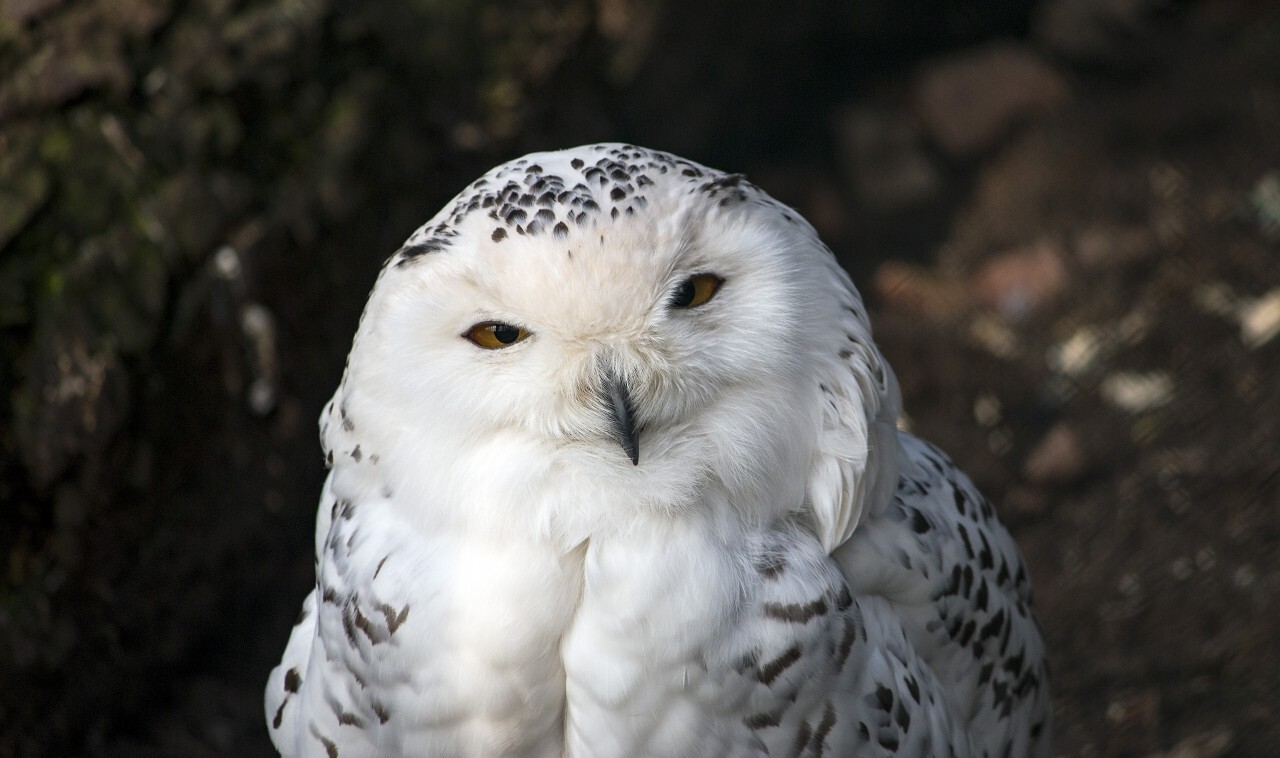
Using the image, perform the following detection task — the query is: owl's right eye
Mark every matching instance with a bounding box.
[464,321,530,349]
[669,273,723,309]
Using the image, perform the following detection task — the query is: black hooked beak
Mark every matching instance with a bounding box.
[601,370,640,465]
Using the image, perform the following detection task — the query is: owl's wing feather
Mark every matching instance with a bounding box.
[266,474,405,758]
[799,258,1048,755]
[833,433,1052,757]
[805,254,901,553]
[268,472,576,757]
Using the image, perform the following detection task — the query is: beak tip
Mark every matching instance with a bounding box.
[620,427,640,466]
[603,369,641,467]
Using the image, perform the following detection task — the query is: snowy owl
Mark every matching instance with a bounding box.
[266,144,1050,757]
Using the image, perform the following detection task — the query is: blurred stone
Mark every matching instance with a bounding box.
[913,43,1069,157]
[986,426,1013,456]
[1191,281,1236,317]
[1023,423,1087,484]
[972,391,1002,427]
[1004,484,1048,516]
[872,261,972,319]
[100,0,173,39]
[1101,371,1174,413]
[0,0,64,25]
[836,104,942,212]
[1231,565,1256,589]
[1154,729,1233,758]
[1106,689,1162,754]
[1189,281,1280,349]
[967,313,1020,358]
[1049,326,1102,376]
[1035,0,1169,64]
[1239,288,1280,348]
[1248,172,1280,240]
[971,242,1069,319]
[1075,224,1157,268]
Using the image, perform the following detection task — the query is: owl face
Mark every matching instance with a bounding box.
[334,146,849,532]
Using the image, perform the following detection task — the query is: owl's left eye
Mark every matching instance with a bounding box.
[464,321,530,349]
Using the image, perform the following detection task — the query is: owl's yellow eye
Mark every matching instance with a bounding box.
[464,321,530,349]
[670,274,723,309]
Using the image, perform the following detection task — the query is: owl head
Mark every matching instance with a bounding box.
[321,145,899,549]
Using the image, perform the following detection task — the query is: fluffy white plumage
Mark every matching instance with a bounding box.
[266,144,1050,757]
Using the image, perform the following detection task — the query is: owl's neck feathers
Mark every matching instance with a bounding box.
[322,370,818,552]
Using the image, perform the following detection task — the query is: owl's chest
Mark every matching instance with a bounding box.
[316,507,586,754]
[319,502,845,757]
[557,520,858,758]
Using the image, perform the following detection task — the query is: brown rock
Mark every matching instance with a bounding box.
[835,104,941,212]
[1074,224,1157,268]
[914,43,1070,157]
[1106,689,1162,755]
[1023,423,1088,485]
[1157,729,1234,758]
[970,242,1069,319]
[1034,0,1166,65]
[0,0,63,25]
[873,261,972,320]
[1004,485,1049,516]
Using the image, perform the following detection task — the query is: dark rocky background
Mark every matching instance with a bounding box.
[2,0,1277,755]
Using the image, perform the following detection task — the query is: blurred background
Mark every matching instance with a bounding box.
[2,0,1278,755]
